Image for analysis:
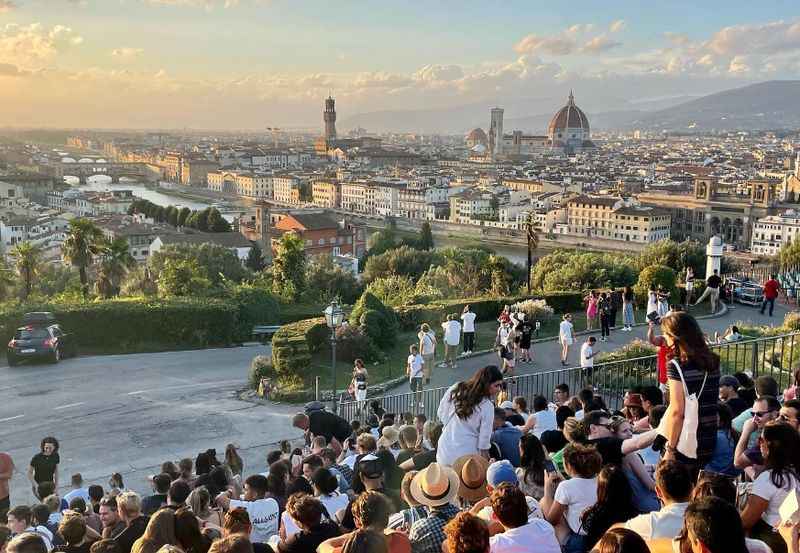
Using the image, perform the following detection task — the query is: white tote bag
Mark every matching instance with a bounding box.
[658,359,708,459]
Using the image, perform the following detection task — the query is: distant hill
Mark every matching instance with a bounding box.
[629,80,800,131]
[339,81,800,134]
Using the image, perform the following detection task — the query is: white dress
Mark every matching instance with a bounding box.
[647,291,658,315]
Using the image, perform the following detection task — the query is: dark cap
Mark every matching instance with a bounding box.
[358,454,384,479]
[719,375,740,389]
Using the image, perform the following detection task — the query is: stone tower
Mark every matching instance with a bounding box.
[489,107,504,159]
[324,96,337,141]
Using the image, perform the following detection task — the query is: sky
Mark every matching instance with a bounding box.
[0,0,799,129]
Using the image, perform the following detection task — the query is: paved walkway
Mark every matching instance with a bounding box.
[393,300,790,392]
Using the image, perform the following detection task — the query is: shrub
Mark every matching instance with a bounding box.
[366,275,434,307]
[0,298,238,354]
[596,338,656,363]
[784,311,800,331]
[633,265,678,308]
[510,299,554,322]
[333,325,382,363]
[249,355,273,390]
[224,284,280,340]
[532,250,637,292]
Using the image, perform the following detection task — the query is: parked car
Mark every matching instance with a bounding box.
[7,312,77,366]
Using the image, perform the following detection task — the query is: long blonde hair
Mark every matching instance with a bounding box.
[131,509,177,553]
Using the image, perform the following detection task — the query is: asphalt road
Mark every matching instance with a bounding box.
[0,343,305,505]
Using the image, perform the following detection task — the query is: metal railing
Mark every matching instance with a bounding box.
[338,331,800,423]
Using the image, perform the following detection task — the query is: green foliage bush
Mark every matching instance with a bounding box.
[224,284,280,340]
[249,355,273,390]
[270,317,327,386]
[633,265,678,308]
[596,338,656,363]
[349,291,399,349]
[0,298,239,354]
[636,240,705,278]
[784,311,800,331]
[333,325,382,363]
[531,249,637,292]
[362,245,442,283]
[366,275,435,307]
[305,256,363,304]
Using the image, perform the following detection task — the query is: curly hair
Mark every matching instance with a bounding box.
[352,491,390,530]
[563,443,602,479]
[444,512,489,553]
[449,366,504,419]
[285,493,323,530]
[222,508,251,536]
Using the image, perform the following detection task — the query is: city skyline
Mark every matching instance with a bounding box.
[1,0,800,129]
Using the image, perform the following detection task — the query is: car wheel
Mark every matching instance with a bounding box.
[50,348,60,364]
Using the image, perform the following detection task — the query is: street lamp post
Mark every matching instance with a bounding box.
[526,212,538,294]
[324,299,345,413]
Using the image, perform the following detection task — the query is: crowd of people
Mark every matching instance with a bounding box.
[4,309,800,553]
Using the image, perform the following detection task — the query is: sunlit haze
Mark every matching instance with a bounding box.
[1,0,800,129]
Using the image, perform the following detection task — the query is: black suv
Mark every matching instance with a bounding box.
[7,312,77,366]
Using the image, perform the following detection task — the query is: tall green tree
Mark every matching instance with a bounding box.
[177,207,191,227]
[0,258,16,301]
[780,239,800,269]
[245,244,266,272]
[207,208,231,232]
[418,222,434,251]
[196,209,210,231]
[271,232,307,300]
[10,241,42,300]
[96,237,136,298]
[63,218,105,299]
[158,258,211,297]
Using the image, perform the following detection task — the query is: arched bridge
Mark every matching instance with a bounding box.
[41,161,160,184]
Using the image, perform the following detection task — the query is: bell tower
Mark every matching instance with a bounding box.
[324,96,337,141]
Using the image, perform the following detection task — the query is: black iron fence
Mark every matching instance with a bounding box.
[339,331,800,423]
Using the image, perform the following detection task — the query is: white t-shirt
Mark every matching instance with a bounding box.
[461,311,477,332]
[64,487,91,506]
[418,331,436,354]
[553,476,597,534]
[442,320,462,346]
[408,354,424,379]
[319,492,350,519]
[580,343,594,368]
[625,502,688,540]
[436,383,495,466]
[498,325,513,346]
[489,518,561,553]
[229,497,280,543]
[559,321,573,343]
[531,409,558,438]
[751,469,800,527]
[647,292,658,314]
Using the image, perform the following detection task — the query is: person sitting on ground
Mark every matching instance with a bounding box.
[387,472,427,533]
[395,426,419,467]
[318,491,409,553]
[520,395,557,439]
[580,465,637,550]
[488,483,560,553]
[55,510,96,553]
[491,409,523,467]
[719,375,749,418]
[88,540,118,553]
[549,417,586,477]
[69,497,103,536]
[540,406,574,455]
[271,493,339,553]
[595,528,651,553]
[704,403,741,478]
[113,493,149,553]
[188,488,224,531]
[173,506,210,553]
[621,460,692,541]
[541,443,602,553]
[407,463,460,553]
[740,422,800,553]
[609,417,659,514]
[452,455,490,510]
[130,509,177,553]
[141,477,170,517]
[469,459,544,535]
[339,455,402,531]
[166,481,191,510]
[98,497,126,540]
[515,434,547,500]
[581,411,659,466]
[319,448,353,493]
[442,512,488,553]
[215,475,280,544]
[7,533,48,553]
[734,395,780,475]
[311,469,349,523]
[7,505,53,552]
[399,422,442,473]
[733,376,780,437]
[207,535,253,553]
[220,508,266,553]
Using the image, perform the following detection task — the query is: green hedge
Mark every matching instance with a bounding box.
[393,291,583,330]
[0,298,240,354]
[270,317,327,386]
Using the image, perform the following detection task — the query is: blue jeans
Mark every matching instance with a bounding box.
[623,303,634,326]
[562,530,586,553]
[761,297,775,316]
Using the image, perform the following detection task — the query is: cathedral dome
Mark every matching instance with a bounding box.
[466,127,488,148]
[547,91,590,141]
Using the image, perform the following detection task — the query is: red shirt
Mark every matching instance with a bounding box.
[763,279,780,299]
[0,452,13,499]
[657,345,669,384]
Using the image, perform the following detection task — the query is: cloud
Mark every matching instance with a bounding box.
[142,0,240,8]
[413,64,464,82]
[111,47,144,59]
[0,0,17,13]
[514,33,576,56]
[706,20,800,56]
[0,23,83,69]
[609,19,626,33]
[0,62,26,76]
[582,35,622,53]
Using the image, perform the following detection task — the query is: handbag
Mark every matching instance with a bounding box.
[658,359,708,459]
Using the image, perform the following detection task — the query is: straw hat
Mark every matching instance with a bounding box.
[377,426,400,449]
[410,463,460,508]
[452,454,490,503]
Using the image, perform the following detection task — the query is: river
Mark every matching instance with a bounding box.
[66,176,213,210]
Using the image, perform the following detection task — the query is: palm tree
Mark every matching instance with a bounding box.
[62,218,105,299]
[10,241,42,300]
[96,237,136,298]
